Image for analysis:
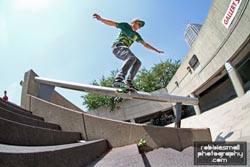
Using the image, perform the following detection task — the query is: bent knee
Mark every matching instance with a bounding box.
[136,58,142,66]
[127,56,136,62]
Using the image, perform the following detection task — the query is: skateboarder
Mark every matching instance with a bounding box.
[93,13,164,89]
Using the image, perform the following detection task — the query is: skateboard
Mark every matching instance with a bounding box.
[113,82,136,93]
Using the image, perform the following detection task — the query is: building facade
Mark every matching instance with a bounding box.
[184,24,202,47]
[167,0,250,113]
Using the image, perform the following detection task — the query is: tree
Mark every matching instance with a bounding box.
[82,59,180,111]
[135,59,180,92]
[81,70,123,111]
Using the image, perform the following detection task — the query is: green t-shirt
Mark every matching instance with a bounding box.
[113,22,143,48]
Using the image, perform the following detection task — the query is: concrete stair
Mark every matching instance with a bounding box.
[0,98,44,121]
[0,99,79,146]
[0,98,204,167]
[0,117,82,146]
[0,99,109,167]
[0,140,108,167]
[0,107,60,130]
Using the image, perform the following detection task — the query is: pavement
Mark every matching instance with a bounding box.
[86,144,145,167]
[167,90,250,142]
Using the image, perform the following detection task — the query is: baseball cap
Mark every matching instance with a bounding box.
[131,19,145,27]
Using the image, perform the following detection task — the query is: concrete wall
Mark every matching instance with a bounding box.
[24,94,211,151]
[27,95,87,139]
[167,0,250,96]
[88,88,172,121]
[199,76,236,111]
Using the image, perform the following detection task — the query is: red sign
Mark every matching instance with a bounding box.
[222,0,242,29]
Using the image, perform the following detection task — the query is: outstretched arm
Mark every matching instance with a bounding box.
[93,13,117,27]
[140,41,164,54]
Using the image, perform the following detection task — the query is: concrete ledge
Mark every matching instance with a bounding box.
[27,95,212,151]
[0,98,44,121]
[177,128,212,149]
[0,139,108,167]
[84,113,211,151]
[28,95,88,140]
[0,117,82,146]
[0,107,60,130]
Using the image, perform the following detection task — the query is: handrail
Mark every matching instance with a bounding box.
[35,77,199,105]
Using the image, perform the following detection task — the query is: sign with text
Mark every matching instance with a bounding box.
[194,142,247,165]
[222,0,242,29]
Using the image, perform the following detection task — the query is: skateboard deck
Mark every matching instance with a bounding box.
[113,82,136,93]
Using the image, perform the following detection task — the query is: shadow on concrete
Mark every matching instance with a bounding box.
[215,131,234,141]
[141,153,152,167]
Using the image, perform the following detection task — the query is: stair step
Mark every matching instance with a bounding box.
[0,139,108,167]
[0,107,60,130]
[0,99,44,121]
[86,144,145,167]
[0,117,81,146]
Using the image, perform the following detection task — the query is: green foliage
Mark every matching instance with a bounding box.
[137,138,149,153]
[137,138,147,147]
[81,70,123,111]
[135,59,180,92]
[82,59,180,111]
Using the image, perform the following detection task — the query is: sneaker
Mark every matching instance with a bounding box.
[113,77,126,88]
[125,80,137,90]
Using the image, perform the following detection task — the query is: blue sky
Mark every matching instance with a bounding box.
[0,0,212,110]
